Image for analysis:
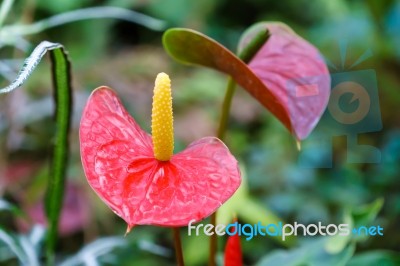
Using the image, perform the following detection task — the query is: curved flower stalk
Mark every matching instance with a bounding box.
[79,73,241,231]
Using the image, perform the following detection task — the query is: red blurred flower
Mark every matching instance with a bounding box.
[224,223,243,266]
[18,182,90,236]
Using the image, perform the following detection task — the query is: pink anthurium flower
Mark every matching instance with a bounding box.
[238,22,331,140]
[162,25,330,140]
[80,73,241,231]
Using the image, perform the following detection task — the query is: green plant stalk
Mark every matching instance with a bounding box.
[217,77,236,140]
[45,47,72,265]
[173,228,185,266]
[209,29,270,266]
[0,41,72,265]
[217,29,270,139]
[208,211,218,266]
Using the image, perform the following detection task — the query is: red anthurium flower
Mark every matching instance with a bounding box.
[80,73,241,231]
[224,220,243,266]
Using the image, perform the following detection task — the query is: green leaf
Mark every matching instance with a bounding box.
[238,198,296,247]
[217,164,249,225]
[348,198,384,243]
[0,227,41,266]
[59,237,127,266]
[350,198,384,228]
[365,0,395,24]
[324,211,353,254]
[217,165,295,247]
[0,199,25,218]
[326,198,384,253]
[348,250,400,266]
[0,41,73,265]
[162,28,292,135]
[256,238,355,266]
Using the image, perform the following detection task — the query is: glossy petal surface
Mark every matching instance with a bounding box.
[80,87,241,227]
[238,22,331,139]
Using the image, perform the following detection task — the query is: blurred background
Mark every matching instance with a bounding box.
[0,0,399,265]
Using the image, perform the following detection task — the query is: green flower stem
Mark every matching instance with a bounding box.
[217,77,236,140]
[209,78,236,266]
[173,227,185,266]
[217,27,270,144]
[209,28,270,266]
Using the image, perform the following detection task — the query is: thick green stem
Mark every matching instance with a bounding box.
[46,47,72,266]
[173,227,185,266]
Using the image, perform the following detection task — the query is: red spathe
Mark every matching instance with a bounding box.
[80,87,241,228]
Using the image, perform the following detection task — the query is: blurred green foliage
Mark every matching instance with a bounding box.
[1,0,400,265]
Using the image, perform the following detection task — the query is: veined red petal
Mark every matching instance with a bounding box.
[239,22,330,139]
[140,137,241,226]
[80,87,241,227]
